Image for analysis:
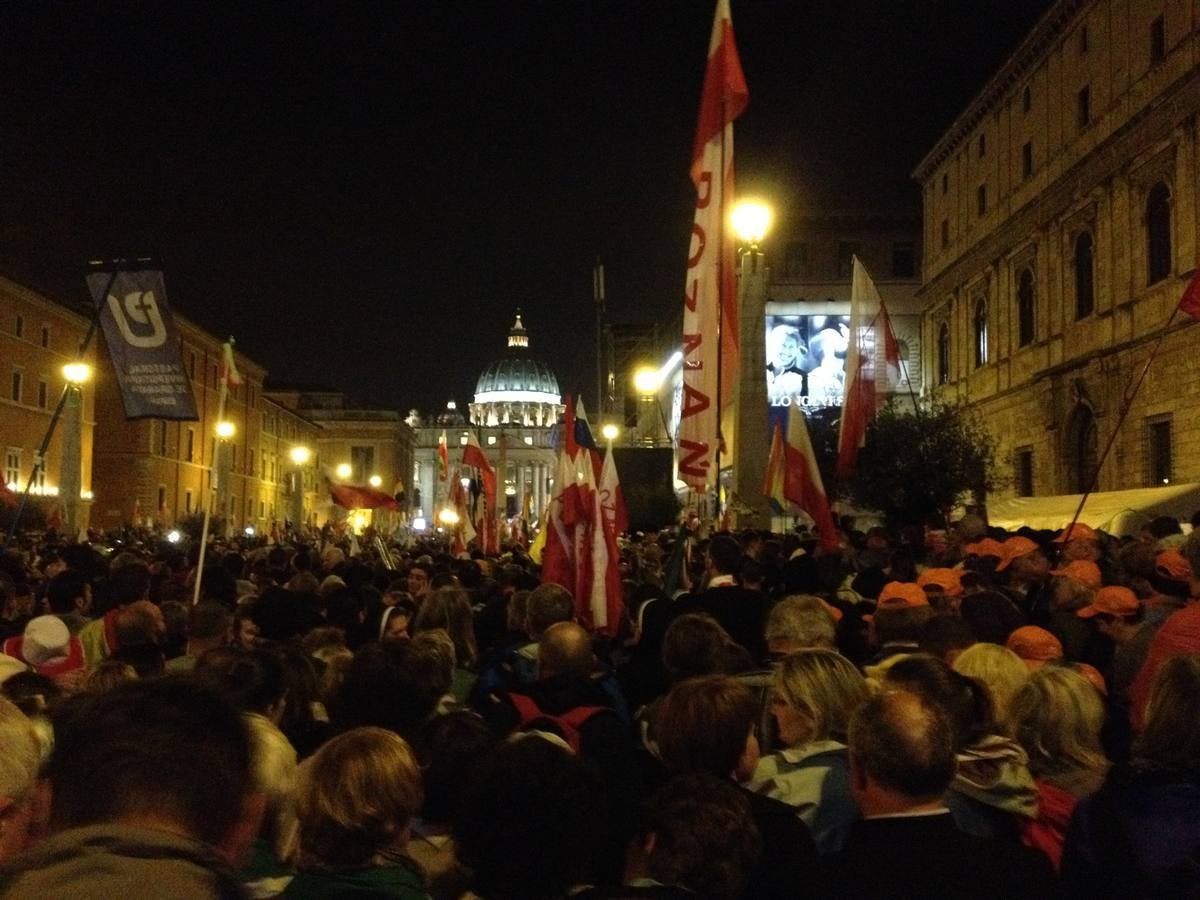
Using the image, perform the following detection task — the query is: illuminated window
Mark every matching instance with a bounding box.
[5,449,19,486]
[973,297,989,368]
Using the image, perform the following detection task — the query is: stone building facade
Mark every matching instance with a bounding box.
[914,0,1200,499]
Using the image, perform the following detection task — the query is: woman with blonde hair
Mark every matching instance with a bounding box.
[952,642,1029,725]
[748,649,868,851]
[1007,665,1109,870]
[412,587,477,703]
[284,726,427,898]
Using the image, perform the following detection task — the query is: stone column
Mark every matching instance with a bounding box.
[730,249,773,528]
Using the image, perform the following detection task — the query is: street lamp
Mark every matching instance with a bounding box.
[731,200,773,250]
[601,423,619,444]
[215,420,235,439]
[336,463,352,480]
[368,474,382,488]
[289,446,311,466]
[634,367,664,447]
[214,420,235,535]
[61,362,92,536]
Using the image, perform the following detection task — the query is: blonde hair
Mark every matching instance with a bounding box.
[775,649,868,744]
[245,712,299,863]
[952,643,1028,725]
[296,726,423,868]
[0,697,39,805]
[1008,665,1106,779]
[80,660,138,694]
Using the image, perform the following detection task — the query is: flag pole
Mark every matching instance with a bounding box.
[1061,301,1186,544]
[713,68,730,529]
[192,340,231,606]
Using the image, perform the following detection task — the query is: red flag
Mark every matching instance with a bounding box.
[329,483,401,511]
[437,431,449,481]
[763,416,839,552]
[599,447,629,538]
[463,433,498,555]
[220,340,244,389]
[837,257,895,479]
[1180,268,1200,321]
[0,482,18,508]
[678,0,748,491]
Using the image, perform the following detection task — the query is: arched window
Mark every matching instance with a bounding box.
[1066,405,1099,494]
[1147,181,1172,285]
[937,323,950,385]
[973,297,989,368]
[1017,267,1035,347]
[1074,231,1094,320]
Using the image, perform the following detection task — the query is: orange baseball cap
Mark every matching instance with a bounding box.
[1005,626,1064,667]
[964,537,1005,559]
[1076,585,1140,619]
[1053,522,1098,543]
[1049,559,1103,591]
[1074,662,1108,696]
[995,536,1041,572]
[877,581,929,609]
[916,568,963,597]
[1156,549,1194,582]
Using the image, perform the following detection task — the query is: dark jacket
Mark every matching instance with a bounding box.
[816,811,1054,899]
[1060,764,1200,899]
[281,859,428,898]
[676,585,769,660]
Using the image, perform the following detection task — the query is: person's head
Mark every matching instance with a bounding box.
[408,629,456,698]
[455,737,611,900]
[661,613,737,684]
[295,727,422,868]
[628,774,761,900]
[656,675,759,781]
[1135,653,1200,771]
[525,583,574,640]
[771,649,868,748]
[332,640,440,742]
[505,589,531,634]
[768,324,803,370]
[882,653,995,750]
[765,595,837,655]
[705,534,742,578]
[809,327,846,366]
[45,570,91,617]
[952,642,1029,724]
[0,697,40,864]
[407,562,433,598]
[418,710,497,824]
[538,621,593,681]
[114,600,165,648]
[187,602,233,652]
[196,647,287,722]
[918,614,976,666]
[244,712,298,863]
[412,586,477,668]
[1007,665,1106,781]
[870,584,934,648]
[848,688,956,814]
[46,677,260,863]
[379,603,412,641]
[105,562,152,608]
[996,536,1049,582]
[1077,585,1144,644]
[79,659,138,694]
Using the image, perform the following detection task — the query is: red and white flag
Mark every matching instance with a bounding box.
[220,340,243,389]
[599,446,629,538]
[1179,267,1200,321]
[763,413,839,552]
[437,431,449,481]
[678,0,748,491]
[837,257,901,478]
[463,433,498,555]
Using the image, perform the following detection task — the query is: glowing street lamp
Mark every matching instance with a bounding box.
[62,362,92,385]
[368,474,382,488]
[731,200,773,249]
[438,507,459,526]
[601,423,619,443]
[289,445,311,466]
[336,463,352,480]
[633,367,662,396]
[215,420,235,439]
[61,362,92,535]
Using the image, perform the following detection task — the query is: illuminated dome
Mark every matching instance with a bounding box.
[434,400,466,426]
[471,314,563,428]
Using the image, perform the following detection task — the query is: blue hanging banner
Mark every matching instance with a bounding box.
[87,268,199,421]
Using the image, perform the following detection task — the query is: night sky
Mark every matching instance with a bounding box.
[1,1,1051,415]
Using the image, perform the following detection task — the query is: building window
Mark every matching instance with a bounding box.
[1017,268,1035,347]
[185,490,193,513]
[186,429,195,462]
[942,172,948,194]
[837,242,860,279]
[40,326,49,348]
[5,449,19,486]
[891,243,916,278]
[1146,181,1172,285]
[973,297,989,368]
[977,184,988,217]
[1067,405,1099,494]
[249,448,255,476]
[247,497,254,516]
[157,486,166,512]
[523,435,534,446]
[260,500,265,519]
[978,133,986,158]
[1022,85,1032,112]
[11,370,22,403]
[1077,85,1091,128]
[1150,15,1165,64]
[1074,231,1095,319]
[1079,23,1089,53]
[350,445,375,483]
[1022,142,1033,179]
[783,242,808,279]
[159,421,167,456]
[937,323,950,385]
[940,218,950,249]
[1014,447,1034,497]
[14,316,23,339]
[1147,416,1173,485]
[37,380,48,409]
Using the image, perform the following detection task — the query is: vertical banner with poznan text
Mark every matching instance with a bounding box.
[678,0,748,491]
[87,269,198,420]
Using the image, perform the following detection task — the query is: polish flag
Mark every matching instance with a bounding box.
[764,412,839,552]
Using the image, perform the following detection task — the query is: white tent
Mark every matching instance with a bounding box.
[987,483,1200,536]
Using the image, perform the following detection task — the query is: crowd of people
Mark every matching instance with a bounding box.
[1,509,1199,898]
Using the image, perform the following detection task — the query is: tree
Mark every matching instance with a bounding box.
[841,400,1000,528]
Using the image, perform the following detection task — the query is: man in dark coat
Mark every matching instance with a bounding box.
[675,533,768,660]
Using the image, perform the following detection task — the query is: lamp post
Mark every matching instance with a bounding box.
[289,445,311,530]
[601,423,619,448]
[215,420,235,535]
[633,367,662,447]
[730,198,774,528]
[61,362,91,537]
